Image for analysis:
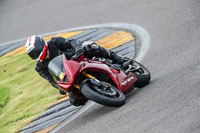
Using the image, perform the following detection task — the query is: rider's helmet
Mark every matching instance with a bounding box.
[25,35,48,62]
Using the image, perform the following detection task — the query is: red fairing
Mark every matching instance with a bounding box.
[79,60,136,92]
[80,60,113,75]
[57,55,81,92]
[57,55,137,94]
[115,71,137,92]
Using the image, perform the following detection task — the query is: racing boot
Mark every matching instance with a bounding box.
[109,51,135,70]
[69,92,88,106]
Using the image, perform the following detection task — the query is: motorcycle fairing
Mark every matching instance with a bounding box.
[114,71,137,92]
[50,55,137,93]
[79,59,137,92]
[57,54,81,92]
[48,55,66,81]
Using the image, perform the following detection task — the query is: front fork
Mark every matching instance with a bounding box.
[73,72,97,90]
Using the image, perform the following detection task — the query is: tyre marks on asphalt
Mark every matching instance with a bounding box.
[0,28,136,133]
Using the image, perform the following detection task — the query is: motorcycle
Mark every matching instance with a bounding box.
[48,54,151,107]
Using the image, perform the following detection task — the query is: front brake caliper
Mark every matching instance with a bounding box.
[89,79,102,86]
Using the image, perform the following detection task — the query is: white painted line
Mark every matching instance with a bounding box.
[49,23,151,133]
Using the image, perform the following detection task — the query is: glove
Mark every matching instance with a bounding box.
[82,42,99,51]
[82,42,92,52]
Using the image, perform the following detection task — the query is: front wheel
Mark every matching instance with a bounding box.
[81,81,126,107]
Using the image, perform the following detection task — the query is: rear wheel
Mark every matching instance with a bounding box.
[81,81,126,107]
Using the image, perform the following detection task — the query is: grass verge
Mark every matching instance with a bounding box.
[0,54,59,133]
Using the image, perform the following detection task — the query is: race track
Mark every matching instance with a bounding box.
[1,0,200,132]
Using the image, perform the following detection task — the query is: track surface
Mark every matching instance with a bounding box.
[1,0,200,133]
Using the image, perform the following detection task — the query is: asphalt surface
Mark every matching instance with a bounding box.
[1,0,200,133]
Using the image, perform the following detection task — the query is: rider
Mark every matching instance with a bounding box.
[25,35,127,106]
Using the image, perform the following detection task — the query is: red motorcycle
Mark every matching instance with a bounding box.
[48,54,151,107]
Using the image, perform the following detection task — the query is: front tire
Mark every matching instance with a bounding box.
[81,82,126,107]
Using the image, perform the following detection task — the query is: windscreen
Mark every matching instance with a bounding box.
[48,55,66,81]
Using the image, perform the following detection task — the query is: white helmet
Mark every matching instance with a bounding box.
[25,35,48,62]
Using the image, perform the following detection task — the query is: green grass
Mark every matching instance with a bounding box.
[0,54,59,133]
[0,86,10,114]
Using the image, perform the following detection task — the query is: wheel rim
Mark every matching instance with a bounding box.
[91,82,120,98]
[135,68,145,74]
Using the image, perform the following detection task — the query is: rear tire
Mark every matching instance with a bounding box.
[133,61,151,88]
[81,82,126,107]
